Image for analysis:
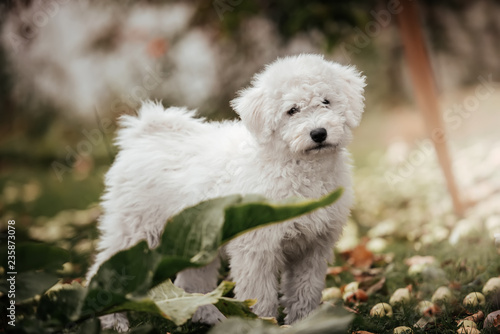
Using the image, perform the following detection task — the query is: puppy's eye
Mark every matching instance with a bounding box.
[322,99,330,105]
[287,107,300,116]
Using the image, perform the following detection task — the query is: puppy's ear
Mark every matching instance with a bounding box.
[336,65,366,128]
[231,87,270,141]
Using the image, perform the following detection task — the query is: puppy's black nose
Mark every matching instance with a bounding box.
[310,128,327,143]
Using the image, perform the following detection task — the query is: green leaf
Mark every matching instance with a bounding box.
[214,297,257,319]
[84,190,343,323]
[153,189,343,285]
[106,299,162,316]
[38,281,88,323]
[157,196,241,262]
[209,303,353,334]
[1,243,70,273]
[86,241,158,296]
[15,270,59,302]
[222,188,344,242]
[146,280,245,326]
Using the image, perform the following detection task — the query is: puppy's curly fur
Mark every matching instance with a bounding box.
[88,54,365,331]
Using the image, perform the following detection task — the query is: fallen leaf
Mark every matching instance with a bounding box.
[484,310,500,329]
[343,244,374,270]
[464,310,484,322]
[343,305,359,314]
[365,277,386,296]
[344,289,368,304]
[327,266,348,276]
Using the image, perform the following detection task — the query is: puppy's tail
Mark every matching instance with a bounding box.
[116,101,204,147]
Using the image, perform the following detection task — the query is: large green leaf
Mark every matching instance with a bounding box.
[152,189,343,285]
[104,281,255,326]
[81,190,343,326]
[208,303,353,334]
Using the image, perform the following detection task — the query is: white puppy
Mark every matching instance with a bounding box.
[87,54,365,331]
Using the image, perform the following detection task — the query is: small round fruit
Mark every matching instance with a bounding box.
[408,263,426,276]
[457,320,477,329]
[432,286,455,304]
[483,277,500,296]
[415,300,434,315]
[463,292,485,307]
[344,281,359,294]
[321,287,342,301]
[390,288,411,305]
[393,326,413,334]
[370,303,393,317]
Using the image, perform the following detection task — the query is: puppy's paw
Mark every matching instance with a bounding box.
[100,313,130,332]
[192,304,226,325]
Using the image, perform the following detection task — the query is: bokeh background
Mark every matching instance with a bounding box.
[1,0,499,278]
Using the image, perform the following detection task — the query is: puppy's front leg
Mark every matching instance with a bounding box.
[227,237,281,318]
[174,257,225,324]
[280,243,331,324]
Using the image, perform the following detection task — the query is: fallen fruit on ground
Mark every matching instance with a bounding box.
[415,300,434,315]
[463,292,485,307]
[389,287,411,305]
[370,303,393,317]
[321,287,342,301]
[432,286,455,304]
[483,277,500,295]
[393,326,413,334]
[457,319,477,329]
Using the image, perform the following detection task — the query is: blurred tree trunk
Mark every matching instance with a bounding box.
[396,0,464,215]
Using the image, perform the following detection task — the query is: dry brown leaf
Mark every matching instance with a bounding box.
[344,244,374,269]
[464,310,484,322]
[484,310,500,329]
[493,313,500,328]
[365,277,386,296]
[352,331,375,334]
[344,289,368,304]
[327,266,348,276]
[343,305,359,314]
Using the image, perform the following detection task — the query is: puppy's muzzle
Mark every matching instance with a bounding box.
[310,128,327,143]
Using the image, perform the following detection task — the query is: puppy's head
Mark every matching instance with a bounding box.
[231,54,365,157]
